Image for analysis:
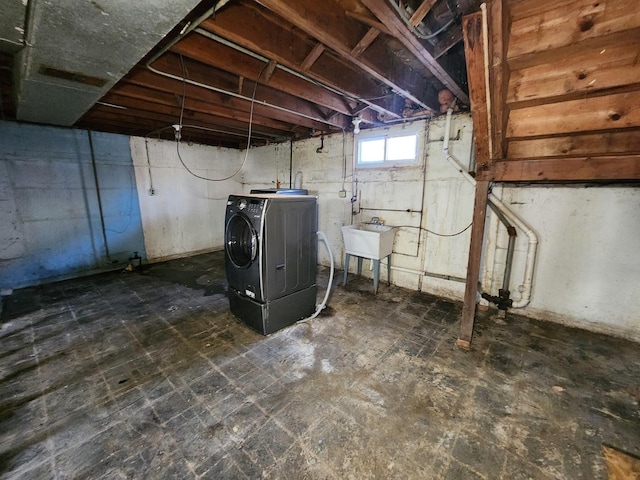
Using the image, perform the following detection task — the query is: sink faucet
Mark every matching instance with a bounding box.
[370,216,384,225]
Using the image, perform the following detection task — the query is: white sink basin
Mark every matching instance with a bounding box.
[341,224,397,260]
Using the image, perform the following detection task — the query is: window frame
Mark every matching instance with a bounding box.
[355,123,423,169]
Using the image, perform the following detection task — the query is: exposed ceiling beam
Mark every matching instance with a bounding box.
[201,7,396,121]
[123,63,341,130]
[254,0,434,111]
[409,0,438,26]
[168,34,352,126]
[345,11,391,35]
[434,28,464,59]
[262,59,278,84]
[300,43,326,71]
[361,0,469,104]
[351,28,381,58]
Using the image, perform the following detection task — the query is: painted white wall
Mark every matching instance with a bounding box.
[488,185,640,341]
[243,114,640,341]
[243,115,477,299]
[130,137,243,261]
[130,115,639,341]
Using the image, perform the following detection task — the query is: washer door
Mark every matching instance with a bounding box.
[225,213,258,269]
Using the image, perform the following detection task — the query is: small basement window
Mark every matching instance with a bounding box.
[356,126,420,167]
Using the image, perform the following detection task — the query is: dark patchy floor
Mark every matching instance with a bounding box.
[1,252,638,479]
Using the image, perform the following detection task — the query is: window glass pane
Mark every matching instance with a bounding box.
[387,135,417,161]
[359,138,385,163]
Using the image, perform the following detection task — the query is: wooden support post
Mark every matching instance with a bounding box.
[458,12,493,348]
[457,180,490,349]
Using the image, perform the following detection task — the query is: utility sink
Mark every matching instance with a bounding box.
[341,223,397,260]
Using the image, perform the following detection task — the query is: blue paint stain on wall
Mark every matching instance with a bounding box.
[0,120,146,289]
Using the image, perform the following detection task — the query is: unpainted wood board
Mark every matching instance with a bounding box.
[487,155,640,181]
[462,12,491,170]
[508,35,640,103]
[508,0,581,22]
[508,0,640,59]
[507,129,640,158]
[507,90,640,137]
[489,0,510,160]
[459,180,490,345]
[602,445,640,480]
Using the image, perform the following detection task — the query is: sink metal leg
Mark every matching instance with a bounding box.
[373,259,380,294]
[387,254,391,285]
[343,254,351,286]
[357,257,363,276]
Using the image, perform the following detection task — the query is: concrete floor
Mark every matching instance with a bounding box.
[1,251,638,479]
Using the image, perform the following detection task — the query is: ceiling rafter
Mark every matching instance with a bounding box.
[254,0,436,112]
[300,43,326,71]
[168,34,351,126]
[351,28,381,58]
[361,0,469,104]
[200,6,395,121]
[409,0,439,26]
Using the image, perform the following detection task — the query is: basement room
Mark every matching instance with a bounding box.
[1,0,639,478]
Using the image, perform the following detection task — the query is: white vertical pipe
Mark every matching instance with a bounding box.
[443,107,538,308]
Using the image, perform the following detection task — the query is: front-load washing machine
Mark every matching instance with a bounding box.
[224,194,317,334]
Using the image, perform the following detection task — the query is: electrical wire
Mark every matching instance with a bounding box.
[393,223,473,237]
[174,58,267,182]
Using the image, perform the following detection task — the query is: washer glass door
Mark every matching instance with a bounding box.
[226,213,257,269]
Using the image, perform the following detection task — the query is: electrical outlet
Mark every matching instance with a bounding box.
[148,188,156,196]
[338,190,346,198]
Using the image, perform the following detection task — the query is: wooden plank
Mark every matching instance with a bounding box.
[507,90,640,138]
[458,180,490,348]
[351,28,380,58]
[462,12,491,173]
[487,155,640,181]
[602,445,640,480]
[489,0,510,160]
[509,0,581,22]
[171,34,353,118]
[433,28,464,59]
[507,129,640,158]
[345,10,391,35]
[300,43,325,71]
[508,35,640,103]
[255,0,437,111]
[508,0,640,59]
[457,12,492,347]
[409,0,438,26]
[205,2,397,120]
[508,27,640,71]
[110,81,330,131]
[361,0,470,104]
[262,59,278,83]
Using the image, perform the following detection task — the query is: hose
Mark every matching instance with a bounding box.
[298,230,335,323]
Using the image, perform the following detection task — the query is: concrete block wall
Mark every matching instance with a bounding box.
[244,114,640,341]
[130,137,244,262]
[0,121,145,290]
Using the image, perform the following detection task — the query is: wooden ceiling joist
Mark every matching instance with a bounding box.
[409,0,439,26]
[361,0,470,104]
[345,10,391,35]
[300,43,326,71]
[201,8,395,121]
[255,0,435,111]
[351,28,381,58]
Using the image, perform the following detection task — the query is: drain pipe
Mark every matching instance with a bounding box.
[442,108,538,308]
[482,202,517,310]
[299,231,335,323]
